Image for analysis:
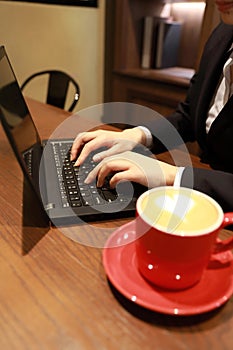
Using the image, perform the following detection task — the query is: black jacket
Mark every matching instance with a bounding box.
[142,22,233,212]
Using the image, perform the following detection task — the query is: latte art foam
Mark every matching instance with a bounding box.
[139,188,220,235]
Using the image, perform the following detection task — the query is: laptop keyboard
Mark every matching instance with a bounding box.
[51,141,130,209]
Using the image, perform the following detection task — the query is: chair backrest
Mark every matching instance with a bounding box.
[21,70,80,112]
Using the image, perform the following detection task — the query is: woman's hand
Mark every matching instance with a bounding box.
[84,151,178,189]
[70,127,147,166]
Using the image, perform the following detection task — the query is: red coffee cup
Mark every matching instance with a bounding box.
[135,187,233,290]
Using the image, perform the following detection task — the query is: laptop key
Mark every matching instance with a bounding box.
[83,198,94,206]
[103,190,118,202]
[71,201,82,207]
[70,195,80,201]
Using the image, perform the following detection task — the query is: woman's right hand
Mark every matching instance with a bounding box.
[70,127,147,166]
[84,151,178,189]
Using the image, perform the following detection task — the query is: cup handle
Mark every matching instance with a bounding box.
[214,212,233,254]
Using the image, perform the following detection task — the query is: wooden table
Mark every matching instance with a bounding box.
[0,98,232,350]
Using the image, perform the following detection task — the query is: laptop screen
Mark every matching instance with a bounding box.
[0,46,41,178]
[0,46,146,226]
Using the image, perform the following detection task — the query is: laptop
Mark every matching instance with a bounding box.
[0,46,148,226]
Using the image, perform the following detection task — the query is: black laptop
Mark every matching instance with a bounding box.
[0,46,148,226]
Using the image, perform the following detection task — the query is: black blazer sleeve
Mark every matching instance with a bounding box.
[181,167,233,212]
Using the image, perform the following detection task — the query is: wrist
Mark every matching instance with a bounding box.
[161,163,178,186]
[123,127,147,145]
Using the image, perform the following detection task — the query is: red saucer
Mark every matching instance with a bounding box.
[102,221,233,316]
